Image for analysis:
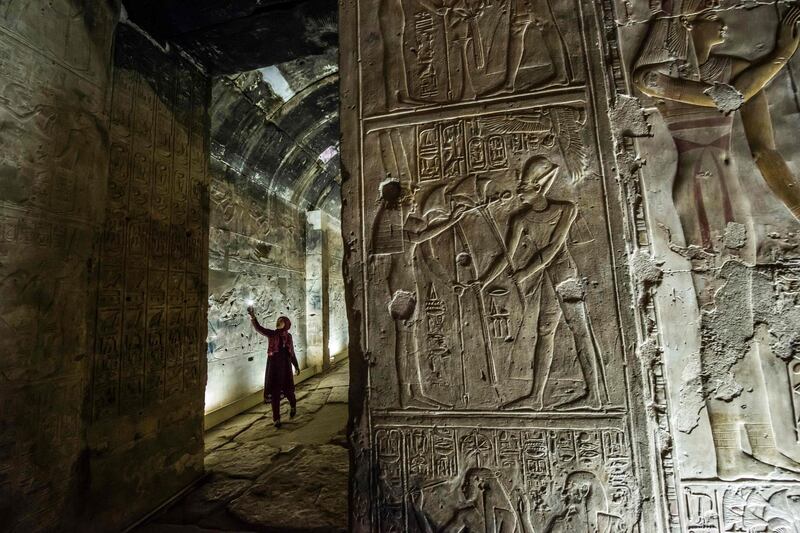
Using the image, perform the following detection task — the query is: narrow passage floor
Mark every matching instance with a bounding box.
[138,360,350,533]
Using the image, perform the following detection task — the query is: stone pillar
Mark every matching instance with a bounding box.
[0,3,117,531]
[305,210,331,372]
[340,0,656,530]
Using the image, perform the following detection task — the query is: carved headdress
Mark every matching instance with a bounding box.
[634,0,721,73]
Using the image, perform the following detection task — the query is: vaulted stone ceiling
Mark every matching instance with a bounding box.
[124,0,341,216]
[210,58,341,216]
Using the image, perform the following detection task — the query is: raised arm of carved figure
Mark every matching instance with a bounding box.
[404,204,469,244]
[732,6,800,102]
[632,66,718,107]
[514,202,577,283]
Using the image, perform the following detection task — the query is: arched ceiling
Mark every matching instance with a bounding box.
[210,57,341,217]
[124,0,341,218]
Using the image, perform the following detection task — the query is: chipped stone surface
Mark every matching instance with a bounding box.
[705,82,745,114]
[611,94,651,137]
[617,0,800,527]
[556,277,586,302]
[724,221,748,249]
[388,290,416,320]
[677,355,706,434]
[631,249,664,306]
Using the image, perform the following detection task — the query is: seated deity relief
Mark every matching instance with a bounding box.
[630,0,800,487]
[376,426,636,533]
[370,0,583,113]
[364,106,625,412]
[684,484,800,532]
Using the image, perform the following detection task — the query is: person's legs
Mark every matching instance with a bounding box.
[271,395,282,426]
[286,390,297,418]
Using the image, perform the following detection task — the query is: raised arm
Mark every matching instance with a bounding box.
[731,7,800,102]
[248,309,276,338]
[632,65,718,107]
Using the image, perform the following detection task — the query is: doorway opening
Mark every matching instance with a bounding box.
[123,3,349,532]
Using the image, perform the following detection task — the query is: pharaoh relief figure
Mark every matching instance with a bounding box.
[633,1,800,296]
[634,0,800,479]
[388,154,608,411]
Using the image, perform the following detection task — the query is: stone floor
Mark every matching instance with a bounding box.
[137,360,350,533]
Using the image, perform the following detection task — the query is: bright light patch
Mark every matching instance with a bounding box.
[319,145,338,164]
[259,66,295,102]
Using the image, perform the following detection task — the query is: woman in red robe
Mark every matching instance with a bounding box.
[247,307,300,427]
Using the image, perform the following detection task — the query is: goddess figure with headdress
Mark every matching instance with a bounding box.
[633,0,800,293]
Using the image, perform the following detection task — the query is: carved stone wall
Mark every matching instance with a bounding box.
[340,0,654,529]
[86,23,210,531]
[206,66,346,415]
[307,210,332,370]
[0,1,116,530]
[207,178,308,413]
[611,1,800,530]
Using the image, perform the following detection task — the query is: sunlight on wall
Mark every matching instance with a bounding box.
[329,333,347,362]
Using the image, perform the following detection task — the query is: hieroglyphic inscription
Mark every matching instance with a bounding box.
[375,424,637,531]
[92,25,209,419]
[683,484,800,532]
[0,0,115,85]
[0,2,116,530]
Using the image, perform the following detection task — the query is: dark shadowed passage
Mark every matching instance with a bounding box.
[136,361,349,532]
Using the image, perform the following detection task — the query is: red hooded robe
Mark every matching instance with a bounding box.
[251,316,299,402]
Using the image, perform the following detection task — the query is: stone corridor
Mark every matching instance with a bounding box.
[137,361,349,533]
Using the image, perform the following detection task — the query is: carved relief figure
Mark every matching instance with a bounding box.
[370,107,611,411]
[396,427,633,532]
[684,485,800,532]
[633,1,800,262]
[503,0,572,91]
[379,0,575,109]
[413,467,520,532]
[471,157,609,410]
[634,1,800,483]
[400,154,607,410]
